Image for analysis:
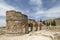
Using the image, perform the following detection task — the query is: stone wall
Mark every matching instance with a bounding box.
[55,20,60,26]
[6,10,28,34]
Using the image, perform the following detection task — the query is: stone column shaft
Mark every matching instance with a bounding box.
[32,23,35,34]
[37,26,40,31]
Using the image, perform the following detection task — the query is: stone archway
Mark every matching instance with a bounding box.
[36,22,43,31]
[28,23,33,33]
[28,19,39,33]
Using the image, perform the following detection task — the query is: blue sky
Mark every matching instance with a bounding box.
[0,0,60,27]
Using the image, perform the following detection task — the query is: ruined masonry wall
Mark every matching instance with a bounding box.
[6,10,28,34]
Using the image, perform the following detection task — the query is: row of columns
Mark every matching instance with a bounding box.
[29,22,42,34]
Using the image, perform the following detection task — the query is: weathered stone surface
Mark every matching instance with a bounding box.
[6,10,43,35]
[28,19,42,33]
[6,10,28,34]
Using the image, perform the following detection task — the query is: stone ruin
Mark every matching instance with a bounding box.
[6,10,42,34]
[6,10,28,34]
[28,19,42,33]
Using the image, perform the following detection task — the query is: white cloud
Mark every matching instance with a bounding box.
[34,10,44,19]
[29,0,60,19]
[46,6,60,13]
[35,6,60,19]
[29,0,43,19]
[0,3,16,16]
[35,11,44,15]
[29,0,42,9]
[0,20,6,27]
[0,1,17,27]
[45,6,60,18]
[0,1,30,27]
[29,0,42,5]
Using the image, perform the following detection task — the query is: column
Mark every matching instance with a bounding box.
[20,24,23,34]
[32,23,35,34]
[37,25,40,31]
[39,25,42,30]
[25,25,29,34]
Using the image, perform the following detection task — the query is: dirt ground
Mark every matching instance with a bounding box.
[0,30,60,40]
